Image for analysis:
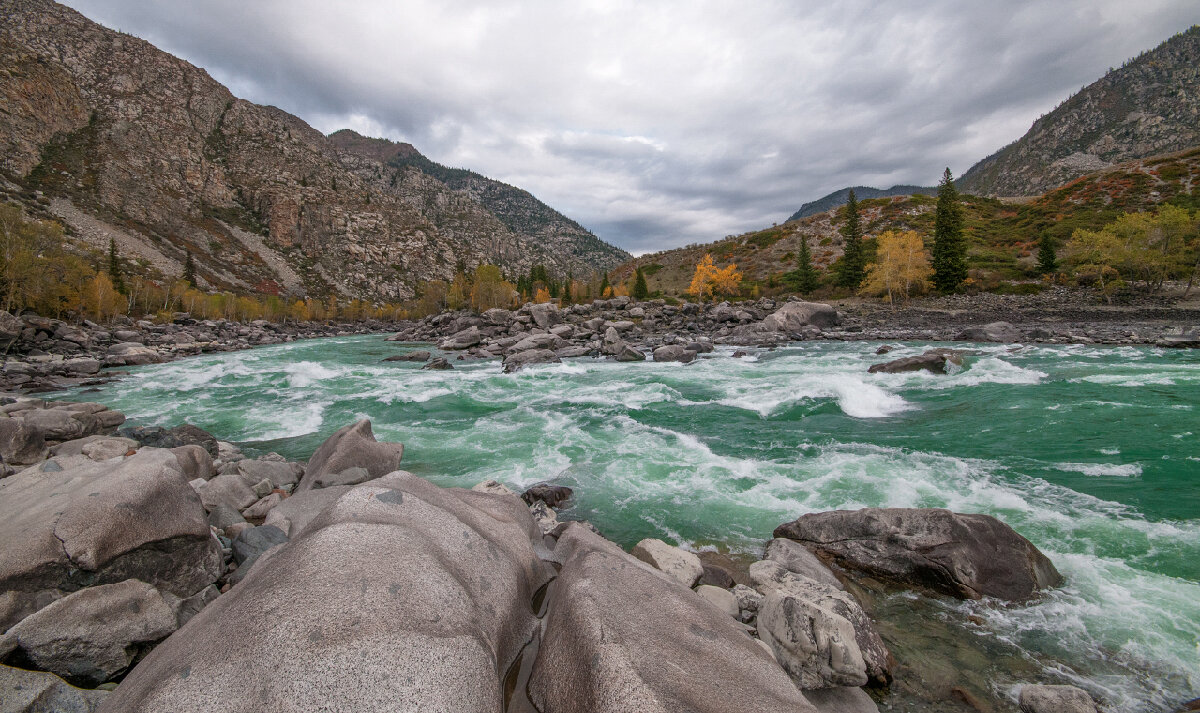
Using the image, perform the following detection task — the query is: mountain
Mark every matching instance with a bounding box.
[613,146,1200,294]
[787,185,936,221]
[959,25,1200,197]
[0,0,629,301]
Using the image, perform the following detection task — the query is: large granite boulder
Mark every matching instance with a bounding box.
[750,560,891,688]
[955,321,1021,343]
[867,349,963,375]
[0,663,108,713]
[100,472,554,712]
[295,420,404,493]
[503,348,561,373]
[652,344,696,363]
[773,508,1062,601]
[528,524,818,713]
[438,326,481,350]
[761,301,838,332]
[4,579,178,686]
[528,302,563,329]
[0,449,222,632]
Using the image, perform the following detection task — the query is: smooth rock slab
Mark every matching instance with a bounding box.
[528,524,818,713]
[100,472,553,713]
[773,508,1062,601]
[6,579,177,687]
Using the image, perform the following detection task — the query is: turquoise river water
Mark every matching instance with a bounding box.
[54,336,1198,711]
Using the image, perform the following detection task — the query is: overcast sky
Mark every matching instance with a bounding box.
[62,1,1198,255]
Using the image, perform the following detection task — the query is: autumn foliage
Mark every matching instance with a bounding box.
[861,230,932,305]
[687,254,742,302]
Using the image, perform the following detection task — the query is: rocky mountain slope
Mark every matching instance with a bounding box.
[0,0,628,301]
[959,25,1200,197]
[786,185,935,222]
[614,146,1200,293]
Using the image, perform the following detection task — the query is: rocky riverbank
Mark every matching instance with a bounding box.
[0,311,405,393]
[0,401,1154,713]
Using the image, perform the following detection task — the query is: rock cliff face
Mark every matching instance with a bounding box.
[959,25,1200,197]
[0,0,629,300]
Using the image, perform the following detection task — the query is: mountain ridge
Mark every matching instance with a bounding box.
[0,0,629,301]
[786,185,936,222]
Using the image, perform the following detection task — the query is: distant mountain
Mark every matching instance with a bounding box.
[0,0,629,301]
[787,185,936,221]
[959,25,1200,197]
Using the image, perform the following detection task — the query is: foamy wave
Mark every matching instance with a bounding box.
[1055,462,1143,477]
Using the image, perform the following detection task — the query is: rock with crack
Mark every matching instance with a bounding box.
[773,508,1062,601]
[0,449,222,632]
[750,559,892,688]
[99,472,554,712]
[295,420,404,493]
[528,524,819,713]
[0,663,108,712]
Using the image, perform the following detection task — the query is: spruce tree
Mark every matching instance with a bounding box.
[786,235,820,294]
[1037,235,1058,275]
[107,238,126,294]
[182,251,196,286]
[632,266,649,299]
[931,168,967,292]
[835,190,864,289]
[599,272,610,296]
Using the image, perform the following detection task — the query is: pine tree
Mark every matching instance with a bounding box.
[632,266,649,299]
[599,272,610,297]
[835,190,864,289]
[931,168,967,292]
[182,251,196,286]
[107,238,126,294]
[1037,235,1058,275]
[785,235,820,293]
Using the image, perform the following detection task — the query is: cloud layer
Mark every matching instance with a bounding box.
[63,0,1198,253]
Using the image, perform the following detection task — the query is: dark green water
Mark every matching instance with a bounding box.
[56,337,1199,711]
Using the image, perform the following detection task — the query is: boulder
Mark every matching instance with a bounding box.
[600,326,624,355]
[0,311,23,352]
[438,326,481,350]
[507,333,563,353]
[99,472,553,713]
[241,493,284,520]
[528,524,818,713]
[764,538,843,590]
[119,424,219,459]
[471,480,517,497]
[308,466,374,489]
[0,663,108,712]
[773,508,1063,601]
[0,449,222,632]
[503,348,561,373]
[4,579,178,687]
[422,357,452,370]
[207,504,246,532]
[1018,684,1101,713]
[295,420,404,493]
[867,349,963,375]
[529,500,559,535]
[761,301,838,332]
[614,344,646,362]
[698,563,736,589]
[521,483,573,508]
[262,486,353,538]
[652,345,696,363]
[170,444,213,480]
[695,584,739,618]
[955,321,1021,343]
[0,417,46,465]
[20,408,84,441]
[196,472,259,512]
[803,687,881,713]
[105,342,159,365]
[235,459,301,489]
[528,302,563,328]
[750,560,891,687]
[631,538,704,588]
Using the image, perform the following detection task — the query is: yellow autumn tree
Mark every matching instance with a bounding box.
[861,230,932,305]
[470,264,514,311]
[533,287,551,303]
[688,254,742,302]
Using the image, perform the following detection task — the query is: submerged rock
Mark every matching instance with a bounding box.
[867,348,963,375]
[382,350,431,362]
[773,507,1062,601]
[503,348,561,373]
[521,483,573,508]
[1018,684,1101,713]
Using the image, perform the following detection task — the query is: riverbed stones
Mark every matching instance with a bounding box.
[295,419,404,493]
[867,348,964,375]
[773,508,1063,601]
[631,538,704,588]
[100,472,554,712]
[0,663,108,713]
[529,524,818,713]
[0,448,222,632]
[4,579,178,686]
[1017,684,1101,713]
[955,321,1021,343]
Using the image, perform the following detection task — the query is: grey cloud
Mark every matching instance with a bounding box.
[62,0,1200,252]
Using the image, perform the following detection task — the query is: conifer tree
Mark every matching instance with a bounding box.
[182,251,196,286]
[632,266,649,299]
[1037,235,1058,275]
[835,190,864,289]
[107,238,126,294]
[599,272,610,297]
[932,168,967,291]
[785,234,820,293]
